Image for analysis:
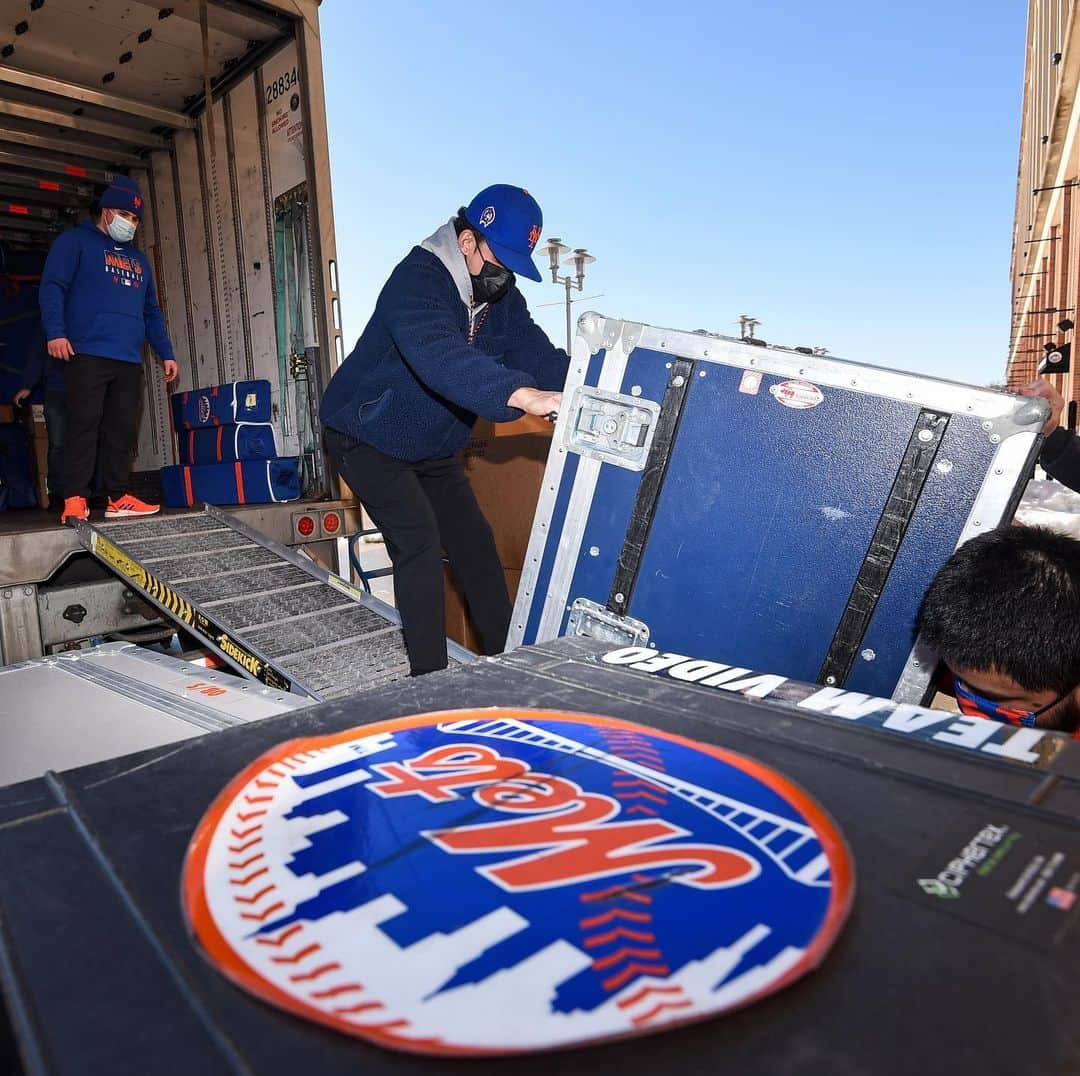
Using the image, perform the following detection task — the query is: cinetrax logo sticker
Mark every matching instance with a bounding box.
[183,710,853,1055]
[917,878,960,899]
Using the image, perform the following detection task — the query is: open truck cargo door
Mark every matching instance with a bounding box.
[0,0,344,497]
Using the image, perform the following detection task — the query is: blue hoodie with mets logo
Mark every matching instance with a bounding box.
[38,220,174,365]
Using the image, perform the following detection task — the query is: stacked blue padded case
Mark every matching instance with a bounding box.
[161,379,300,506]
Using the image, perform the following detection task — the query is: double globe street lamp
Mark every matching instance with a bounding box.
[537,237,596,353]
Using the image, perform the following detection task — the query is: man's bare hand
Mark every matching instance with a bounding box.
[47,338,75,361]
[163,359,179,383]
[12,388,30,406]
[1017,378,1065,437]
[508,386,563,418]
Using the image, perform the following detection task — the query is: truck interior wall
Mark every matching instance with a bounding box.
[133,40,315,476]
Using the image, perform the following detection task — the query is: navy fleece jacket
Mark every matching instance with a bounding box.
[39,221,174,365]
[321,245,569,462]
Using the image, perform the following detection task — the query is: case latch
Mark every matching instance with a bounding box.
[565,387,660,470]
[566,598,650,647]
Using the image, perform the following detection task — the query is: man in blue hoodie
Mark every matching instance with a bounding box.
[321,184,568,676]
[39,176,178,523]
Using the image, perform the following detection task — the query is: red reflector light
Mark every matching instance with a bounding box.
[39,180,61,191]
[296,514,316,537]
[8,204,28,215]
[322,511,341,534]
[64,165,88,177]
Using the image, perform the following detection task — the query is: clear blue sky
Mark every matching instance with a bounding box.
[319,1,1026,387]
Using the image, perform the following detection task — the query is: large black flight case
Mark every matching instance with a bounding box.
[0,639,1077,1074]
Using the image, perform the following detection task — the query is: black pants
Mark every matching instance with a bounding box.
[325,428,511,676]
[43,392,66,506]
[64,355,143,499]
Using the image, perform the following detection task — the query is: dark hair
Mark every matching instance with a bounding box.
[453,206,483,245]
[915,524,1080,694]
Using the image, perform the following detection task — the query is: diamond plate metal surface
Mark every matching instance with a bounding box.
[121,530,252,560]
[210,583,345,630]
[97,514,223,539]
[149,546,278,581]
[283,631,411,699]
[245,605,395,659]
[183,565,315,605]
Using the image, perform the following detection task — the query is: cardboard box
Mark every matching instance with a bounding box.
[460,416,552,570]
[443,564,521,652]
[443,415,550,645]
[0,403,15,424]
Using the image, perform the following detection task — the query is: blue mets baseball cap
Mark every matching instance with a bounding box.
[100,175,145,221]
[464,184,543,281]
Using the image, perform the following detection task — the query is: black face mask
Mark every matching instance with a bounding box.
[470,259,514,304]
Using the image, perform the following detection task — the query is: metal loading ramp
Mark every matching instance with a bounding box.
[70,507,473,701]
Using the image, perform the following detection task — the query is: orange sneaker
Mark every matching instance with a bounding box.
[105,493,160,519]
[60,496,89,523]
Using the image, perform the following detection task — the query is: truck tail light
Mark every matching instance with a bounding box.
[293,512,317,539]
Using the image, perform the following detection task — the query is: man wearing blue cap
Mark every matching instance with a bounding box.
[322,184,569,675]
[39,175,178,523]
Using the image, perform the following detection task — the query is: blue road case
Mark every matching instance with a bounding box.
[160,457,300,507]
[171,379,272,429]
[176,422,278,466]
[508,314,1047,703]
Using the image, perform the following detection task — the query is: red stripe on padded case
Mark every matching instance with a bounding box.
[234,461,246,504]
[216,426,224,462]
[183,466,194,507]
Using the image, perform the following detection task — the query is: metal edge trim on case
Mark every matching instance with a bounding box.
[620,320,644,353]
[507,327,599,648]
[534,327,635,642]
[889,430,1040,703]
[629,322,1043,422]
[986,398,1048,441]
[577,311,608,354]
[536,457,603,641]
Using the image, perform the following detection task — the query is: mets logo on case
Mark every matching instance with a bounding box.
[183,710,853,1055]
[197,394,212,424]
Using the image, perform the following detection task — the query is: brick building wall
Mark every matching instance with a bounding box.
[1007,0,1080,425]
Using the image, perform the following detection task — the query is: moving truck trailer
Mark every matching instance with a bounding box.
[0,0,356,661]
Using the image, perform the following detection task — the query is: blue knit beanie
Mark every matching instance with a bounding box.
[100,175,144,221]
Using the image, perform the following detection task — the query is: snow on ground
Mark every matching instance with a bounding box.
[1015,476,1080,538]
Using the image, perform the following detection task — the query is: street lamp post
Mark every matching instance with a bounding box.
[538,237,596,353]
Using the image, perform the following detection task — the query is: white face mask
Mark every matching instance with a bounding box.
[106,212,137,243]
